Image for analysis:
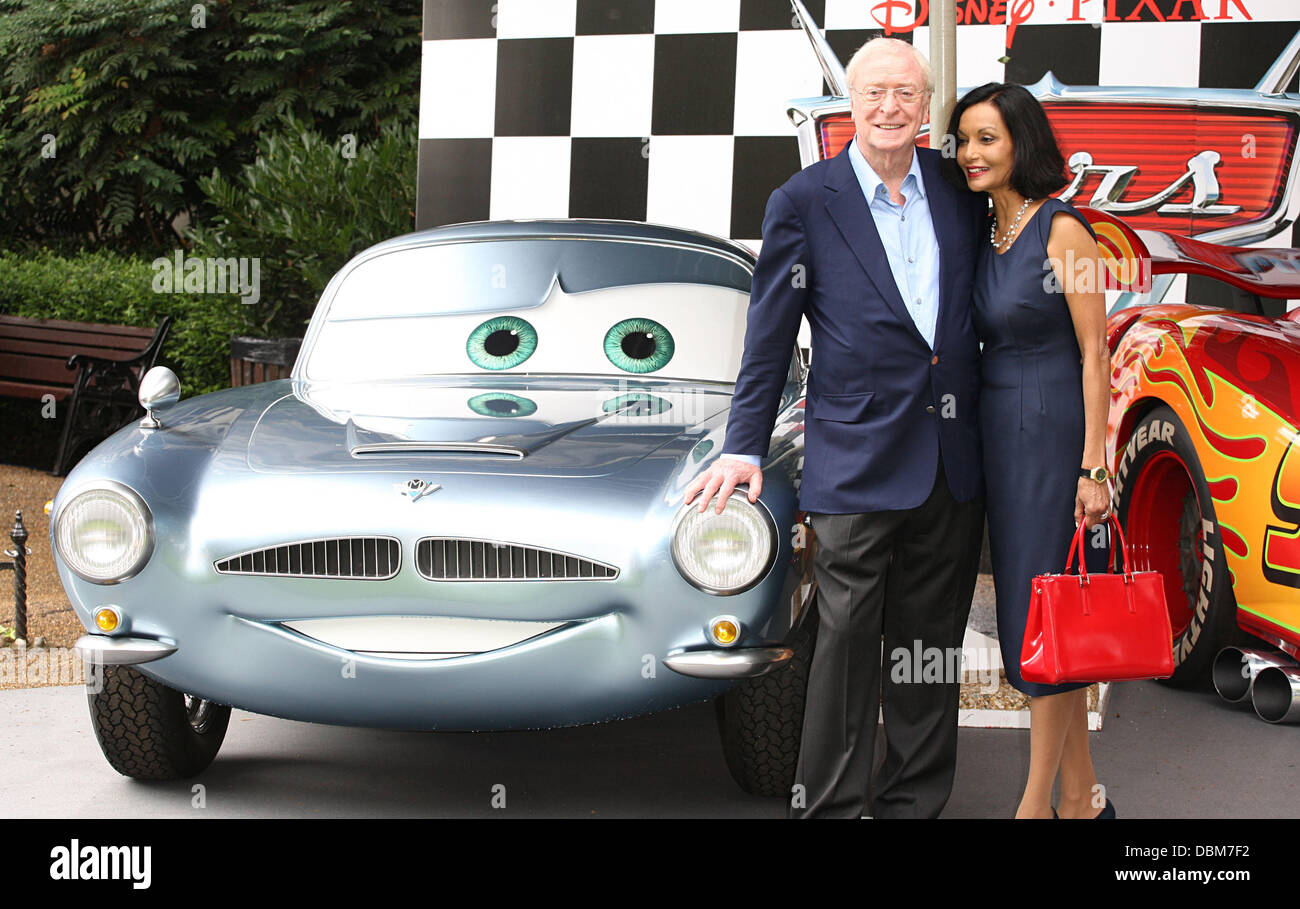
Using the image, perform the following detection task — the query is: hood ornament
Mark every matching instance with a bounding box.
[396,479,441,502]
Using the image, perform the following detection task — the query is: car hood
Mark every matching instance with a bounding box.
[1117,305,1300,428]
[244,376,733,477]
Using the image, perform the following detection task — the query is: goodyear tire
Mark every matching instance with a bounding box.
[1115,404,1243,687]
[715,604,817,797]
[87,664,230,780]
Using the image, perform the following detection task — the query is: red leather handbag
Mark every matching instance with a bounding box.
[1020,515,1175,684]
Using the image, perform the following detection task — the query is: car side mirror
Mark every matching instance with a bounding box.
[139,366,181,430]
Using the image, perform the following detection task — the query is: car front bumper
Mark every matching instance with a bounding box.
[70,609,755,730]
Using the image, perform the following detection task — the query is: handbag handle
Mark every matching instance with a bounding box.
[1109,513,1133,577]
[1063,513,1134,581]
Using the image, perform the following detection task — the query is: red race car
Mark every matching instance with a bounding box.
[1099,210,1300,723]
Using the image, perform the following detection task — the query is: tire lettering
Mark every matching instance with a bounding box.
[1184,518,1216,655]
[1115,435,1140,497]
[1122,414,1215,669]
[1115,417,1177,505]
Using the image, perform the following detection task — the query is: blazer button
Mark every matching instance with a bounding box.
[931,355,939,365]
[925,405,936,414]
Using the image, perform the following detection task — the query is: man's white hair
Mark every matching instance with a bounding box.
[845,37,934,94]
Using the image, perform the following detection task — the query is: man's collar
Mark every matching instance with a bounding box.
[848,136,926,200]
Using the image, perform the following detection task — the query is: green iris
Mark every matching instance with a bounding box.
[603,318,674,374]
[467,316,537,370]
[467,392,537,418]
[602,393,672,417]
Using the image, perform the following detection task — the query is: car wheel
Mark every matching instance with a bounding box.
[1116,404,1243,687]
[87,663,231,780]
[714,603,817,797]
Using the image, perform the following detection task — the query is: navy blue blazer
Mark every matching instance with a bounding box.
[723,142,987,514]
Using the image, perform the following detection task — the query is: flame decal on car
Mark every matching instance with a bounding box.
[1110,306,1300,639]
[1265,440,1300,589]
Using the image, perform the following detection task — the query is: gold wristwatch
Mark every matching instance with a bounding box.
[1079,466,1109,483]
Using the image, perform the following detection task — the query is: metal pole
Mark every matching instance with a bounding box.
[10,511,27,643]
[929,0,958,154]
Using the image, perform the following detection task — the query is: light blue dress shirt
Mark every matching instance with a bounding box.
[722,141,941,468]
[847,138,941,349]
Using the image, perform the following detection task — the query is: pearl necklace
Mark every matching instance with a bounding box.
[991,197,1034,250]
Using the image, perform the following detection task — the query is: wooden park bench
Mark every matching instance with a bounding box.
[0,314,172,474]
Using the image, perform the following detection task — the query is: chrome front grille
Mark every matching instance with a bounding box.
[415,538,618,581]
[215,537,401,579]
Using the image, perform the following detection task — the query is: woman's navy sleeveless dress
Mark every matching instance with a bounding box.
[973,197,1110,697]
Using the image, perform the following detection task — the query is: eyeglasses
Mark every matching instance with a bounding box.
[850,86,926,106]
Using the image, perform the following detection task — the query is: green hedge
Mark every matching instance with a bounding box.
[0,249,252,396]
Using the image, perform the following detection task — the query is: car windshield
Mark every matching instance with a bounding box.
[302,237,755,384]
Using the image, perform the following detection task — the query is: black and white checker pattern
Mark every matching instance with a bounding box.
[418,0,1300,247]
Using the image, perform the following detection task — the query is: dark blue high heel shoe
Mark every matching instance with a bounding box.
[1053,799,1116,818]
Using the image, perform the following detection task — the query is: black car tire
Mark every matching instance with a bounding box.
[87,663,230,780]
[1114,404,1245,688]
[715,602,817,797]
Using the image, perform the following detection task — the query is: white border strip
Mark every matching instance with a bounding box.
[959,683,1112,730]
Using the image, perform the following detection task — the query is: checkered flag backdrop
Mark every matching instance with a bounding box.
[417,0,1300,249]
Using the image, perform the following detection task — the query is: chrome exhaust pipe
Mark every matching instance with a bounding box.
[1251,664,1300,724]
[1211,646,1291,703]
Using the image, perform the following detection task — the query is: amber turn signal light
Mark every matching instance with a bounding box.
[709,616,740,647]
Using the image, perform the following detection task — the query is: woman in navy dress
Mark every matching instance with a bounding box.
[947,83,1115,819]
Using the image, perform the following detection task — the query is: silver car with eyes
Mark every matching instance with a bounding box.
[52,219,817,795]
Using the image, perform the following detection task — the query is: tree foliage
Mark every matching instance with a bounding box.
[0,0,419,253]
[187,117,416,339]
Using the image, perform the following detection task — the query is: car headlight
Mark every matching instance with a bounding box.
[54,482,154,584]
[671,492,777,595]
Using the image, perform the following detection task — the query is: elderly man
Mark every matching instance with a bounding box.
[685,38,987,819]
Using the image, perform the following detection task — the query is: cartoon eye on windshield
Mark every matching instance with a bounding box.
[467,392,538,417]
[604,318,674,374]
[602,393,672,417]
[467,316,537,370]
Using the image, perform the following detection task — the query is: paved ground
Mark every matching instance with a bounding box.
[1,676,1295,818]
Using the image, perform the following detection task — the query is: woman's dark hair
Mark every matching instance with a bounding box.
[941,82,1068,198]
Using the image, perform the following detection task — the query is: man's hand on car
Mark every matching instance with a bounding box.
[683,457,764,515]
